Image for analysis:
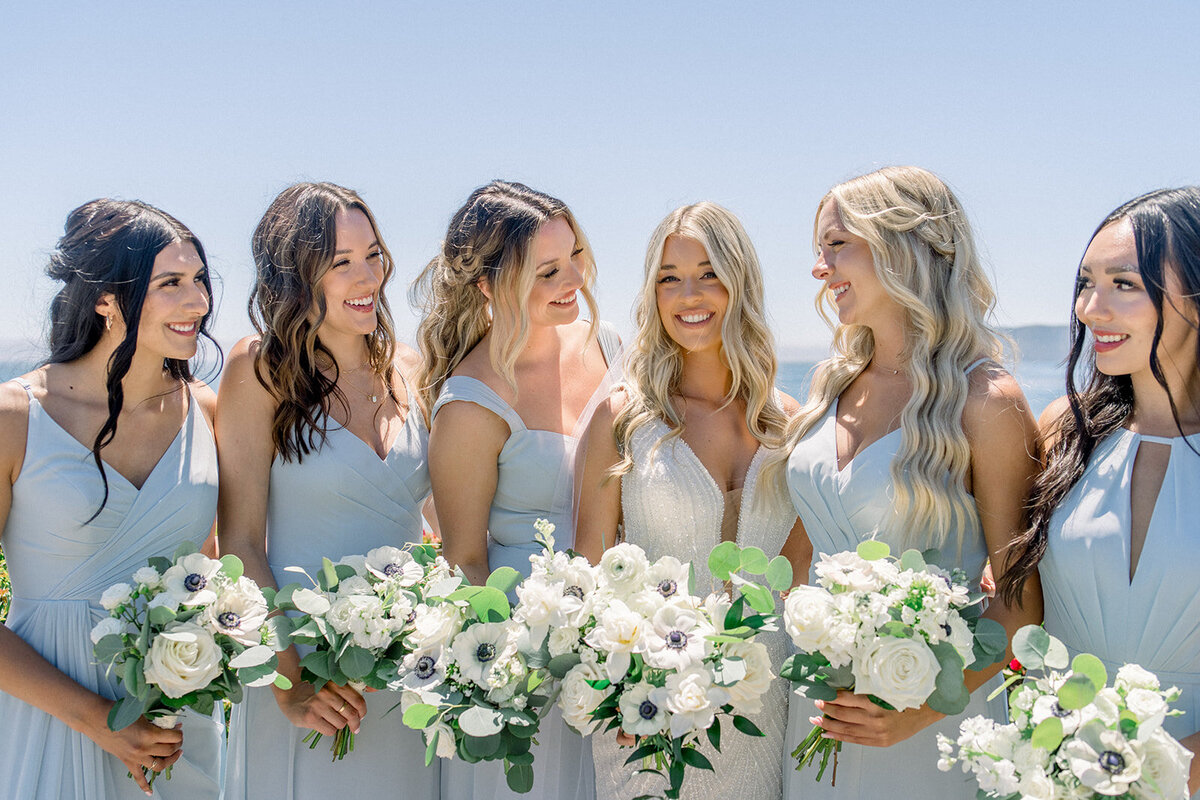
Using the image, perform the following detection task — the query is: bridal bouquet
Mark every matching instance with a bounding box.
[535,521,793,799]
[398,547,552,794]
[782,541,1007,781]
[92,541,287,785]
[271,543,462,760]
[937,626,1193,799]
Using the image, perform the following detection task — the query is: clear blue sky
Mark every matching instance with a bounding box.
[3,2,1198,360]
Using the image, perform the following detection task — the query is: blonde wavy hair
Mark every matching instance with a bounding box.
[612,202,789,476]
[411,180,599,418]
[772,166,1003,553]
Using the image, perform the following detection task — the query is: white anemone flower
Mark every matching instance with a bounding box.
[618,681,670,736]
[198,576,268,646]
[451,621,516,687]
[162,553,224,606]
[643,603,712,671]
[1063,720,1142,796]
[365,546,424,586]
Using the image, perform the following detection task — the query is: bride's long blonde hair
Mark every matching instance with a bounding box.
[611,202,788,476]
[770,166,1003,553]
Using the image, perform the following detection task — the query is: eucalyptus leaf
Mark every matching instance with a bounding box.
[93,633,125,663]
[485,566,522,594]
[463,732,502,759]
[272,674,293,690]
[1071,653,1107,692]
[1031,716,1064,751]
[459,705,505,736]
[468,586,512,622]
[765,556,794,592]
[320,557,339,591]
[506,763,534,794]
[1056,674,1097,710]
[1012,625,1051,670]
[219,554,244,582]
[265,616,292,650]
[337,645,375,680]
[403,702,439,729]
[148,604,177,627]
[739,546,769,575]
[707,541,740,581]
[547,652,582,679]
[739,582,775,614]
[172,540,199,561]
[107,697,144,731]
[856,540,890,561]
[424,728,440,765]
[899,549,927,572]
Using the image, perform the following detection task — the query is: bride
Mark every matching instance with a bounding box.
[575,202,807,800]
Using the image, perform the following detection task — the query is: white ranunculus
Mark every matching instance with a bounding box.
[90,616,127,644]
[851,635,941,711]
[514,575,561,643]
[720,640,774,714]
[618,681,669,736]
[598,543,651,596]
[451,622,516,687]
[585,599,649,682]
[1116,664,1161,692]
[365,546,424,586]
[558,662,609,735]
[644,603,712,671]
[198,576,268,646]
[783,585,835,653]
[162,553,224,606]
[1125,688,1168,733]
[408,603,463,653]
[99,583,133,611]
[424,720,457,760]
[143,621,224,698]
[1064,721,1142,796]
[1131,727,1192,800]
[132,567,162,590]
[547,626,582,658]
[664,665,729,738]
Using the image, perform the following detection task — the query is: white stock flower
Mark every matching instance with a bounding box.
[99,583,133,611]
[365,546,424,586]
[1131,727,1192,800]
[132,567,162,590]
[90,616,127,644]
[558,661,609,735]
[644,603,712,670]
[1116,664,1161,692]
[162,554,224,607]
[664,665,729,738]
[585,599,649,682]
[851,635,941,711]
[547,626,582,658]
[199,576,269,646]
[720,640,774,715]
[1064,721,1143,796]
[143,621,224,698]
[598,544,651,596]
[619,681,669,736]
[451,622,517,687]
[783,585,835,653]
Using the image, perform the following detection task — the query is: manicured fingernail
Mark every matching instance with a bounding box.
[809,716,821,726]
[814,700,825,709]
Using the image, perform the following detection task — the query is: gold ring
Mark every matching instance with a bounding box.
[338,701,346,713]
[151,758,159,771]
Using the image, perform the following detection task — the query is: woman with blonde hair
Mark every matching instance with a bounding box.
[417,180,618,799]
[575,201,806,799]
[777,167,1042,798]
[219,182,438,799]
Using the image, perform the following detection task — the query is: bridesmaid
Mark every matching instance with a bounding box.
[415,180,617,799]
[574,202,806,800]
[777,166,1043,798]
[0,200,223,798]
[219,183,439,799]
[1002,188,1200,796]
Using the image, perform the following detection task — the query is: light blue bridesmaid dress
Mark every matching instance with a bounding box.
[782,375,1006,799]
[432,322,620,800]
[1040,427,1200,799]
[0,379,223,800]
[223,374,440,800]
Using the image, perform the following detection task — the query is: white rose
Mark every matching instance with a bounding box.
[132,567,162,590]
[851,636,941,711]
[783,585,835,653]
[143,621,224,698]
[409,603,464,653]
[720,640,774,715]
[598,543,650,596]
[1131,727,1192,800]
[1126,688,1168,733]
[558,662,609,735]
[664,665,729,738]
[90,616,127,644]
[1116,664,1161,692]
[547,626,581,658]
[1016,769,1056,800]
[99,583,133,611]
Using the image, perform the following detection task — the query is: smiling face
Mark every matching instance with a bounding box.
[125,239,210,362]
[315,208,386,342]
[655,234,729,354]
[1075,218,1198,382]
[523,216,585,328]
[812,198,902,329]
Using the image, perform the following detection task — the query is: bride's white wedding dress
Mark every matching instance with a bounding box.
[591,419,796,800]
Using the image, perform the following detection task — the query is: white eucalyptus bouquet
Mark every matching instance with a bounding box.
[92,541,287,785]
[398,545,552,794]
[937,625,1193,799]
[270,543,462,760]
[782,541,1007,781]
[535,521,793,800]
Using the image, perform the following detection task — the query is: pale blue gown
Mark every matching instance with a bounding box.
[782,379,1006,799]
[1040,428,1200,799]
[432,322,620,800]
[0,379,223,800]
[223,376,440,800]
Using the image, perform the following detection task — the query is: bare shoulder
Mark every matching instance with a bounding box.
[1037,395,1073,451]
[778,390,801,417]
[589,385,632,431]
[962,362,1038,454]
[0,375,35,477]
[394,342,422,382]
[219,336,270,398]
[187,379,218,429]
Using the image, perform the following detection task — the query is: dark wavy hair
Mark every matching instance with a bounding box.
[46,198,218,521]
[1000,187,1200,604]
[250,182,397,462]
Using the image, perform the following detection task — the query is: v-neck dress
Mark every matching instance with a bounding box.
[1040,428,1200,798]
[782,401,1005,799]
[223,381,440,800]
[0,379,223,800]
[432,321,620,800]
[591,418,798,800]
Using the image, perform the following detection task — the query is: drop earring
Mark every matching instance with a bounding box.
[106,315,113,331]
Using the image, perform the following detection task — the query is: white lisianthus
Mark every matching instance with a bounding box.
[143,621,224,698]
[618,681,670,736]
[814,550,892,593]
[720,640,774,714]
[1125,688,1168,733]
[584,599,648,682]
[99,582,133,611]
[198,576,268,646]
[365,546,424,587]
[408,603,463,653]
[132,567,162,590]
[1116,664,1161,692]
[90,616,127,644]
[598,543,650,596]
[325,597,358,635]
[1064,721,1142,796]
[644,603,712,670]
[783,585,835,653]
[558,661,609,735]
[451,621,517,687]
[162,553,224,606]
[1015,769,1056,800]
[664,665,729,738]
[1131,727,1192,800]
[547,626,582,658]
[850,635,940,711]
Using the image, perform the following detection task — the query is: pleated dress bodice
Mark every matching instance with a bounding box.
[0,379,222,800]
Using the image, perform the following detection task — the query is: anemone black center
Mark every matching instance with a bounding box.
[476,642,497,663]
[657,580,677,597]
[184,573,207,592]
[666,630,687,650]
[217,611,241,629]
[415,655,436,679]
[638,700,658,720]
[1051,701,1071,718]
[383,563,403,577]
[564,586,584,600]
[1099,750,1126,774]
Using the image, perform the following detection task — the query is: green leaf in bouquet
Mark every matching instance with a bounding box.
[123,656,145,698]
[880,620,913,638]
[739,546,769,575]
[320,558,339,592]
[403,702,440,729]
[624,742,661,766]
[706,715,722,752]
[1119,711,1138,738]
[1031,716,1064,752]
[526,670,545,693]
[467,586,511,622]
[271,583,299,611]
[172,540,199,561]
[456,737,482,763]
[485,566,522,595]
[680,746,714,771]
[506,749,534,765]
[505,763,534,794]
[219,554,244,582]
[737,582,775,614]
[137,617,151,655]
[794,679,839,702]
[711,656,747,687]
[410,544,439,566]
[93,633,126,664]
[336,645,375,680]
[192,692,216,716]
[459,705,506,736]
[107,696,145,732]
[226,681,245,705]
[264,616,292,650]
[856,539,890,561]
[508,720,538,738]
[968,618,1009,670]
[147,556,172,574]
[585,678,612,691]
[765,556,793,592]
[547,652,582,679]
[688,561,697,597]
[668,758,685,795]
[463,732,502,759]
[740,614,772,631]
[1056,673,1097,710]
[424,728,440,766]
[333,564,358,582]
[723,594,745,631]
[148,604,177,627]
[899,549,927,572]
[920,548,942,565]
[1012,625,1070,671]
[731,715,764,737]
[1071,653,1108,692]
[928,641,969,715]
[708,541,740,582]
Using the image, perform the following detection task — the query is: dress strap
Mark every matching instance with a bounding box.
[1139,433,1177,446]
[964,357,991,375]
[596,320,622,368]
[431,376,526,433]
[11,377,35,402]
